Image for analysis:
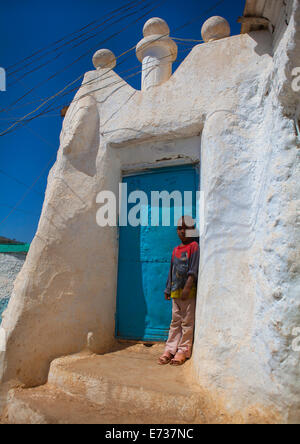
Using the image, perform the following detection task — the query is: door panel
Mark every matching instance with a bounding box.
[116,165,198,341]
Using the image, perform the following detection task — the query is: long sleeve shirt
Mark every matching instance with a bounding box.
[165,241,200,299]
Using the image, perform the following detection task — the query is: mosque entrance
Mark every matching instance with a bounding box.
[116,165,199,342]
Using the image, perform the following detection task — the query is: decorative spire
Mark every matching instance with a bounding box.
[201,16,231,43]
[136,18,178,91]
[92,49,116,70]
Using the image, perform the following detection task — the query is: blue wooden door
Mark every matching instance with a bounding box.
[116,165,199,341]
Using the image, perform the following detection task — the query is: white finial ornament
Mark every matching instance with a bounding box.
[143,17,170,37]
[136,17,177,91]
[201,16,231,43]
[92,49,116,70]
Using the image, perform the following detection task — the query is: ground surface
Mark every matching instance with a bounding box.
[0,342,280,424]
[0,342,230,424]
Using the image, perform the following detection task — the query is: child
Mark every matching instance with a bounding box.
[158,215,199,366]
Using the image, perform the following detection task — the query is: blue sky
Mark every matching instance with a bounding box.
[0,0,244,243]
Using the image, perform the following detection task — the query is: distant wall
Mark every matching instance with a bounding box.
[0,253,27,322]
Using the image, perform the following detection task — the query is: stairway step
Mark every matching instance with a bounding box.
[47,344,205,423]
[5,384,172,424]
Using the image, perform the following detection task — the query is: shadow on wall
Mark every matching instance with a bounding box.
[250,30,273,57]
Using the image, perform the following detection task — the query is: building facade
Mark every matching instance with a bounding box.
[0,0,299,423]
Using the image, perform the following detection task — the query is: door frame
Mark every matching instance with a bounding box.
[115,162,200,341]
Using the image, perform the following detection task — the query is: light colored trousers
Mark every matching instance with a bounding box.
[164,298,196,358]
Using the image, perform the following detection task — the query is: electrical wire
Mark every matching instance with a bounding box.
[0,0,226,136]
[0,30,196,133]
[172,37,204,42]
[1,47,194,136]
[0,60,174,223]
[1,0,225,123]
[1,36,202,112]
[0,0,163,115]
[8,0,148,86]
[5,0,141,73]
[0,204,40,217]
[0,153,57,226]
[0,169,46,197]
[0,0,227,227]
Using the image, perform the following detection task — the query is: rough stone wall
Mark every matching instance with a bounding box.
[193,0,300,423]
[0,253,26,322]
[0,2,299,422]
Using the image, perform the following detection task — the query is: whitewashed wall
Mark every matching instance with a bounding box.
[0,0,299,423]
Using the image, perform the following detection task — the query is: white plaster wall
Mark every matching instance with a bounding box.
[0,4,299,421]
[193,1,300,423]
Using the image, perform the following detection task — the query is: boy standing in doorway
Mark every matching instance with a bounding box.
[158,216,199,366]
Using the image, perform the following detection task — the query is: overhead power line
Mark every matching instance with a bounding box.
[0,204,40,217]
[0,48,195,232]
[2,47,194,136]
[172,37,204,42]
[0,169,46,197]
[1,37,200,113]
[0,0,163,116]
[0,0,226,228]
[6,0,141,73]
[1,45,195,137]
[0,153,57,227]
[8,0,147,86]
[0,0,226,137]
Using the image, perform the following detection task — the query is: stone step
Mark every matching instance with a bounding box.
[4,384,168,424]
[3,343,212,424]
[46,343,206,424]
